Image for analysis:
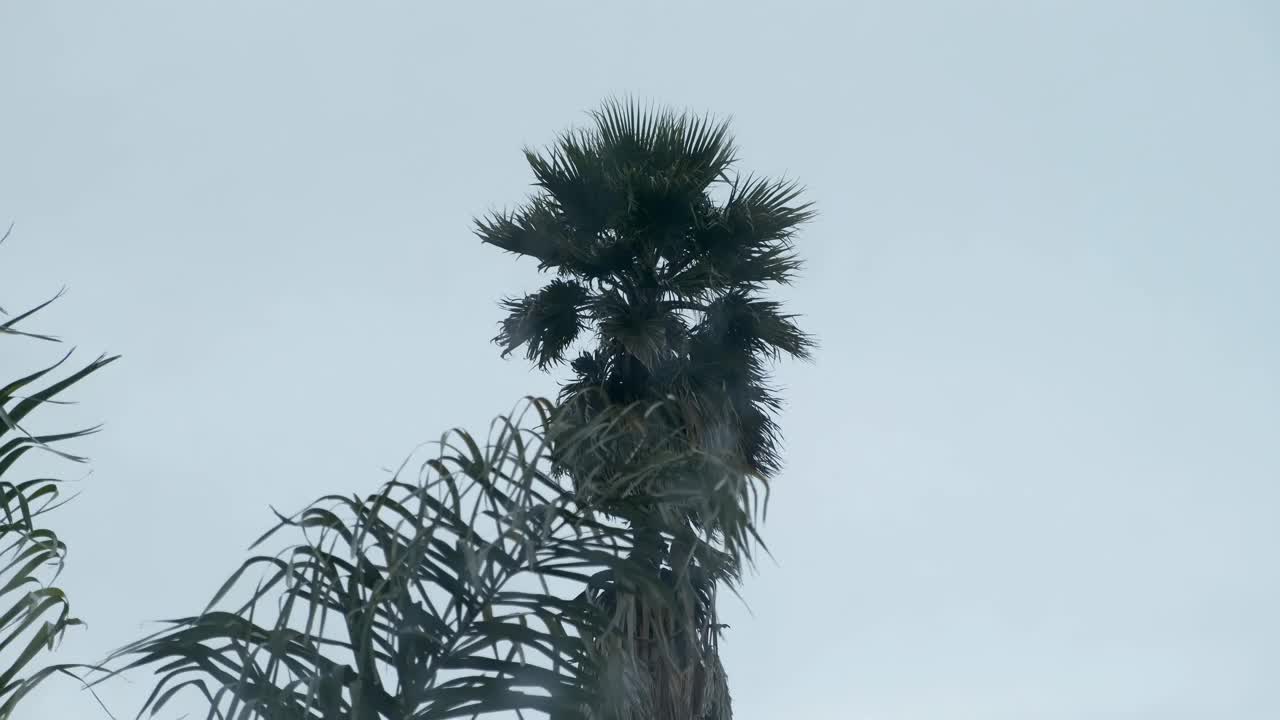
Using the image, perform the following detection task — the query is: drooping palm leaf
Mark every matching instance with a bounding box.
[100,396,750,720]
[494,279,590,369]
[0,234,118,717]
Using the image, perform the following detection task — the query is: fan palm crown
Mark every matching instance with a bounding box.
[477,98,815,509]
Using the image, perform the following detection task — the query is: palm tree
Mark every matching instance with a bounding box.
[476,99,816,719]
[0,225,118,717]
[102,396,746,719]
[80,100,809,720]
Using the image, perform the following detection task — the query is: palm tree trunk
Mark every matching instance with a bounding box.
[609,515,730,720]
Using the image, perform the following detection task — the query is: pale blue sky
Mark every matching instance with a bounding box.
[2,2,1278,718]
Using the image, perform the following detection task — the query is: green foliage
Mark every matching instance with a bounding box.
[100,396,749,719]
[0,226,118,717]
[479,98,816,720]
[477,96,815,484]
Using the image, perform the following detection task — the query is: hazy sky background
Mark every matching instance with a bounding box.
[3,2,1278,718]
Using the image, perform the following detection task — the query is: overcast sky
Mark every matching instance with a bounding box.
[3,2,1278,718]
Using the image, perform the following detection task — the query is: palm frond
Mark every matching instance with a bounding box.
[547,389,765,570]
[676,175,813,292]
[724,174,815,242]
[99,396,751,719]
[474,196,568,272]
[694,290,815,363]
[588,290,687,374]
[590,96,736,198]
[524,130,627,242]
[0,246,118,717]
[0,288,65,342]
[494,279,590,369]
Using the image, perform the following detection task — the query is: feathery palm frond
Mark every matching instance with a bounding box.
[100,396,749,720]
[0,236,118,717]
